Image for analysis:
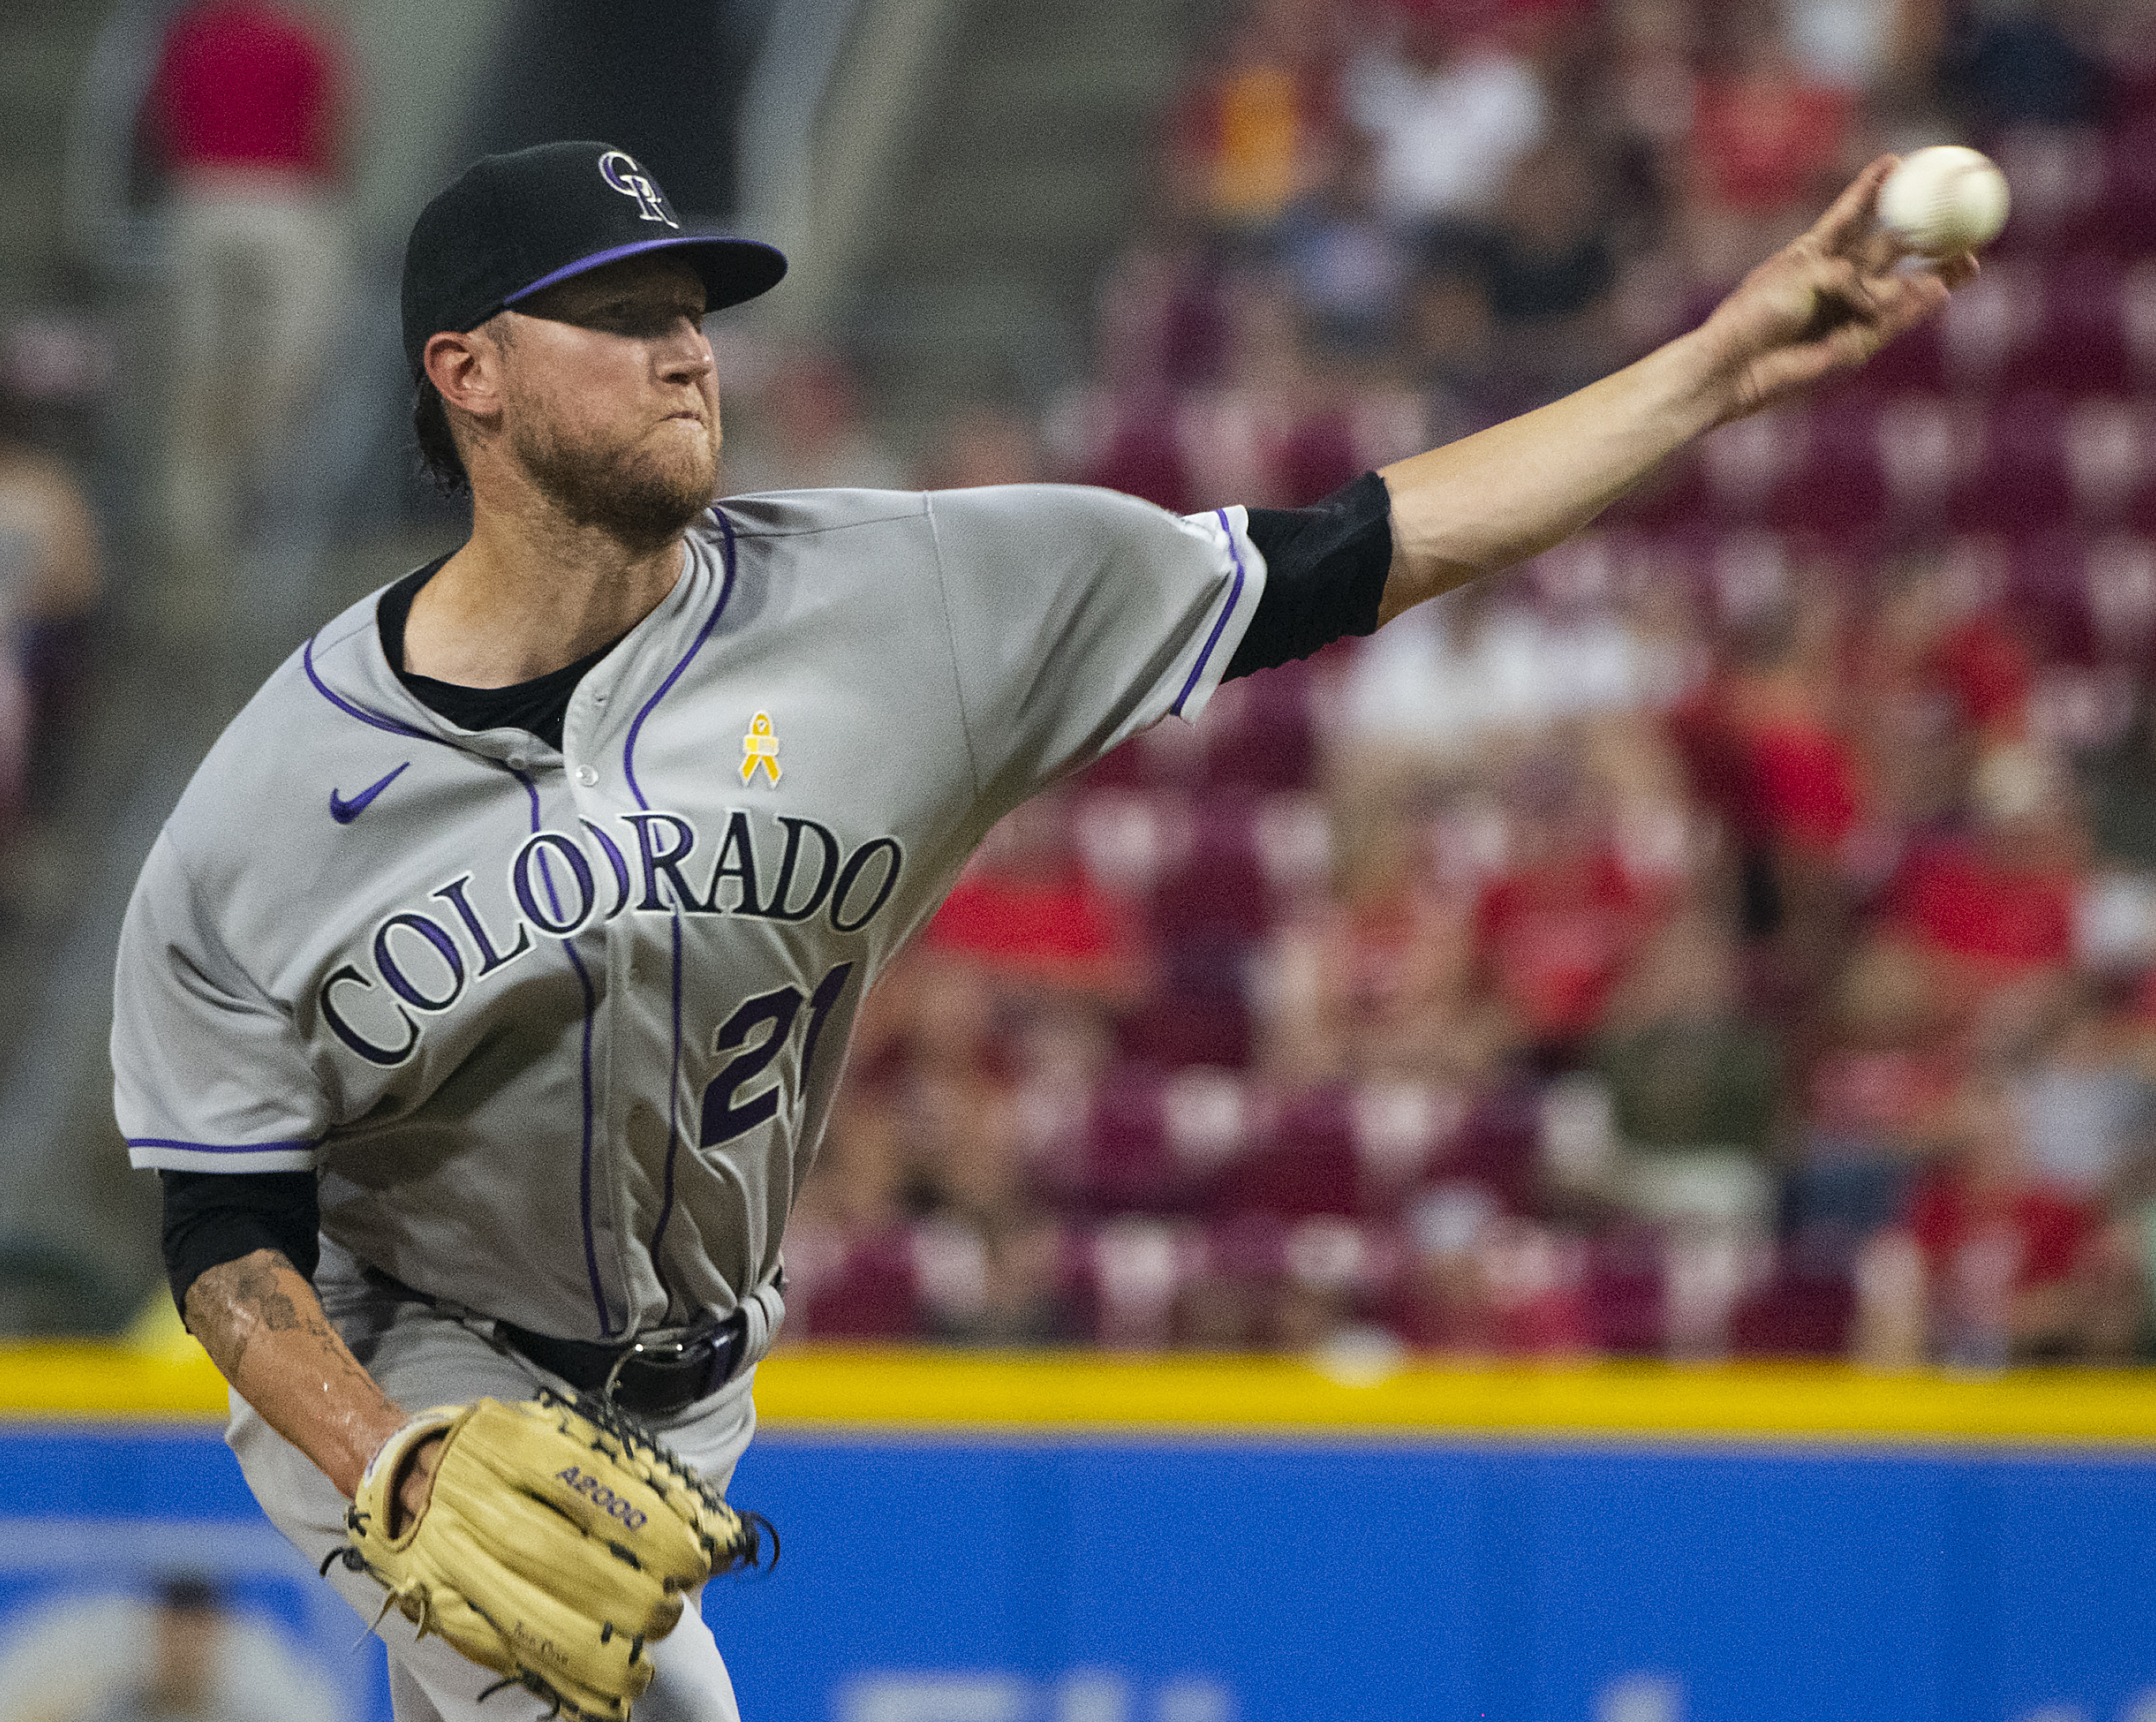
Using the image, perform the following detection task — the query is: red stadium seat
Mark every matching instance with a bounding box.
[1067,1068,1181,1212]
[1350,1080,1469,1211]
[1947,394,2073,533]
[1988,128,2106,257]
[1278,408,1362,508]
[2084,533,2156,662]
[2063,397,2149,521]
[1084,1215,1200,1348]
[2001,256,2132,396]
[1938,262,2040,390]
[1195,662,1318,792]
[1217,1085,1362,1218]
[1115,987,1254,1071]
[1583,1225,1665,1356]
[1082,397,1194,515]
[1876,392,1964,527]
[2104,115,2156,255]
[1765,390,1888,537]
[1728,1246,1856,1358]
[2007,528,2100,663]
[786,1223,921,1340]
[1146,792,1293,950]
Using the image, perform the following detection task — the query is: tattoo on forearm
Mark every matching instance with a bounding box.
[186,1249,374,1395]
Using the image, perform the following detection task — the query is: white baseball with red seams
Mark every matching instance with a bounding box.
[1876,145,2011,257]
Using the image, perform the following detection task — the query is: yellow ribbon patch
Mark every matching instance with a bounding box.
[740,711,781,786]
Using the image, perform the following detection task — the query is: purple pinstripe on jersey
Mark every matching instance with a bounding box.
[622,510,738,807]
[512,763,618,1338]
[127,1136,318,1156]
[624,509,739,1286]
[303,635,445,742]
[561,939,610,1335]
[1169,509,1249,718]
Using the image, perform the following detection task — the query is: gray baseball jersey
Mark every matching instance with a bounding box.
[114,484,1266,1350]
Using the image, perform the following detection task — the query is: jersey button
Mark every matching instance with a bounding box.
[507,752,530,773]
[575,765,599,786]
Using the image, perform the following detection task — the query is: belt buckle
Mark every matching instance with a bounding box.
[600,1320,712,1406]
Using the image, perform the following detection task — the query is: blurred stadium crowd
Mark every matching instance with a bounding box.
[14,0,2156,1367]
[740,0,2156,1368]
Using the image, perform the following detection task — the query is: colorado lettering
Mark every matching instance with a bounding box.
[514,832,598,935]
[314,811,904,1065]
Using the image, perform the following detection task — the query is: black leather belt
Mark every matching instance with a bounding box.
[364,1267,748,1419]
[497,1311,747,1417]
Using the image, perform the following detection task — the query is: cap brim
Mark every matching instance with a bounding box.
[502,233,788,315]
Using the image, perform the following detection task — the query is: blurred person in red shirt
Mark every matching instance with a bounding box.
[1907,1069,2127,1363]
[1682,4,1857,280]
[926,793,1149,1017]
[1882,745,2085,1037]
[1789,938,1962,1247]
[1475,752,1662,1062]
[1674,579,1872,1002]
[145,0,348,570]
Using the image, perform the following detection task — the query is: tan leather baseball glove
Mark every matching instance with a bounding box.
[335,1391,769,1721]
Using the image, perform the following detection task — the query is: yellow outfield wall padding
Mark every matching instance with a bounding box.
[1,1341,2154,1446]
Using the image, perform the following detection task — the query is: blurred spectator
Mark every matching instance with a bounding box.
[1388,1192,1597,1355]
[1785,0,1945,95]
[1684,4,1858,278]
[786,0,2156,1367]
[916,1210,1077,1346]
[0,382,100,838]
[1943,0,2105,131]
[1277,132,1416,362]
[1594,908,1784,1233]
[1164,0,1345,238]
[926,793,1149,1095]
[1675,580,1869,988]
[1473,753,1662,1060]
[1337,579,1666,762]
[1259,801,1515,1087]
[920,402,1049,491]
[1907,1070,2125,1362]
[2012,985,2156,1199]
[83,1576,283,1722]
[2078,691,2156,872]
[1345,1,1549,239]
[1477,136,1623,387]
[1787,939,1959,1244]
[720,349,908,495]
[144,0,349,570]
[1880,745,2084,1027]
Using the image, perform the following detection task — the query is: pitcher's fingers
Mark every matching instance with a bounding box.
[1810,155,1899,256]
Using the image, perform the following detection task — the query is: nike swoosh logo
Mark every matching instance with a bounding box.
[330,763,411,825]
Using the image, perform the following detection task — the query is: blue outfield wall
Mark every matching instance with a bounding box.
[3,1424,2154,1722]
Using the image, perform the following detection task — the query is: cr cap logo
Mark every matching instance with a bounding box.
[598,149,677,227]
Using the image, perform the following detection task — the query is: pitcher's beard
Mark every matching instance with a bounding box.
[512,414,719,551]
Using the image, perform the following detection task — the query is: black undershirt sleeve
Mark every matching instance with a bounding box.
[160,1169,320,1323]
[1224,469,1394,681]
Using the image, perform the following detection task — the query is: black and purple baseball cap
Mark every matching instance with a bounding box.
[400,140,788,378]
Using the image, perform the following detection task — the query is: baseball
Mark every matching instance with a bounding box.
[1876,145,2011,257]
